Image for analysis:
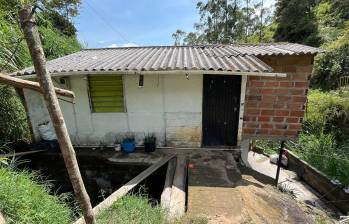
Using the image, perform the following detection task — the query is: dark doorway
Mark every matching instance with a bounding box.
[202,75,241,147]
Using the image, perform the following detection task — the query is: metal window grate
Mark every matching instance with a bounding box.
[88,75,124,112]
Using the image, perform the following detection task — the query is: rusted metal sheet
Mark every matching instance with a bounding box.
[13,43,321,77]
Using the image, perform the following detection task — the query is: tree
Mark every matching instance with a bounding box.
[173,0,273,45]
[273,0,320,46]
[172,29,186,45]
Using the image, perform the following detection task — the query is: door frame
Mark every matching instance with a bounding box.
[201,74,247,147]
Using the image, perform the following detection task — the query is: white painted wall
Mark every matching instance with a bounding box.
[24,74,203,147]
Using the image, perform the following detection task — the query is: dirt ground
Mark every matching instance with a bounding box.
[183,151,334,224]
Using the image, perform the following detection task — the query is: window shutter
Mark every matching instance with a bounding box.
[88,75,125,112]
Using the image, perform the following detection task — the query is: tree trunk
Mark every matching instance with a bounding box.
[18,5,96,224]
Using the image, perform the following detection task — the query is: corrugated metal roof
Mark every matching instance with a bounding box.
[14,43,321,76]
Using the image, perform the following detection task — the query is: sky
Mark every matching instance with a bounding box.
[74,0,275,48]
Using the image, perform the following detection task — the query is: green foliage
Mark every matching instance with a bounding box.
[173,0,273,45]
[0,86,29,143]
[0,1,82,143]
[97,194,167,224]
[287,130,349,185]
[0,167,74,224]
[305,90,349,142]
[273,0,320,46]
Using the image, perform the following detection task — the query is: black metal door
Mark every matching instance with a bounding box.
[202,75,241,147]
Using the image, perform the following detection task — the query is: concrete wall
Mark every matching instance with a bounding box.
[24,74,203,147]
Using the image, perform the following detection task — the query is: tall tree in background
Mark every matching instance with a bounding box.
[173,0,272,45]
[273,0,320,46]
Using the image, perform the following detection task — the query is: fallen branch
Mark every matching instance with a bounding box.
[0,73,75,98]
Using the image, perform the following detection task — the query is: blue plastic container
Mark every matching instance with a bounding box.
[122,141,136,153]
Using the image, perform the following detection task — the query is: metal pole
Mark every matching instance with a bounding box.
[275,140,285,186]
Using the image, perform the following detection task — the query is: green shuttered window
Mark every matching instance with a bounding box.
[88,75,125,112]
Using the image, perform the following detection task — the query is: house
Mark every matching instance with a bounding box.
[13,43,321,148]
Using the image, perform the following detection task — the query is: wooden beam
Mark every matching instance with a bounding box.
[19,5,94,224]
[161,157,177,211]
[74,154,176,224]
[168,155,187,220]
[0,73,75,98]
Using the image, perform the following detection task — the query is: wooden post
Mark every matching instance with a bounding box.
[275,141,285,186]
[18,5,95,224]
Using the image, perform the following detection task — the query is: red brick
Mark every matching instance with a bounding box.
[273,103,287,109]
[292,96,307,103]
[264,81,279,87]
[243,116,257,122]
[248,76,261,81]
[285,130,298,136]
[256,129,270,135]
[290,110,305,117]
[288,103,304,110]
[258,116,271,122]
[261,76,277,80]
[247,95,262,101]
[289,123,302,130]
[273,117,285,122]
[279,82,294,87]
[260,89,275,94]
[261,110,274,116]
[246,123,260,128]
[246,101,258,108]
[270,129,285,136]
[273,89,289,95]
[275,110,290,116]
[261,123,273,129]
[251,81,265,87]
[259,102,274,108]
[246,109,260,115]
[290,89,305,95]
[286,117,299,123]
[243,128,255,134]
[275,124,288,129]
[278,96,292,101]
[291,74,308,81]
[294,82,309,88]
[296,65,313,73]
[248,88,260,95]
[283,65,297,73]
[262,96,277,102]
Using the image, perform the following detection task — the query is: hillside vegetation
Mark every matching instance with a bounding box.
[0,0,82,142]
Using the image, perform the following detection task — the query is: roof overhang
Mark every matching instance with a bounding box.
[17,70,287,79]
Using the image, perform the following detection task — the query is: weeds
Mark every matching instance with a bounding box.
[97,194,167,224]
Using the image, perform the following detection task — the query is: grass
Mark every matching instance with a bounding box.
[256,90,349,185]
[97,194,167,224]
[0,167,74,224]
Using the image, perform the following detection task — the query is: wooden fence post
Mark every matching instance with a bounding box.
[18,5,95,224]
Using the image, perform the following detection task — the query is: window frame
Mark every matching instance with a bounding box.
[87,74,127,113]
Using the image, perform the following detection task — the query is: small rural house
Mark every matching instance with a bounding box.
[13,43,321,148]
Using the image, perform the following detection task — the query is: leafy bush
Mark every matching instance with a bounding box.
[0,167,74,224]
[305,89,349,142]
[0,86,29,143]
[97,194,167,224]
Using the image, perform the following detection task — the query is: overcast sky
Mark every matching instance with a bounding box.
[74,0,275,48]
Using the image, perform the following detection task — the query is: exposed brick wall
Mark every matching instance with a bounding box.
[242,55,314,139]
